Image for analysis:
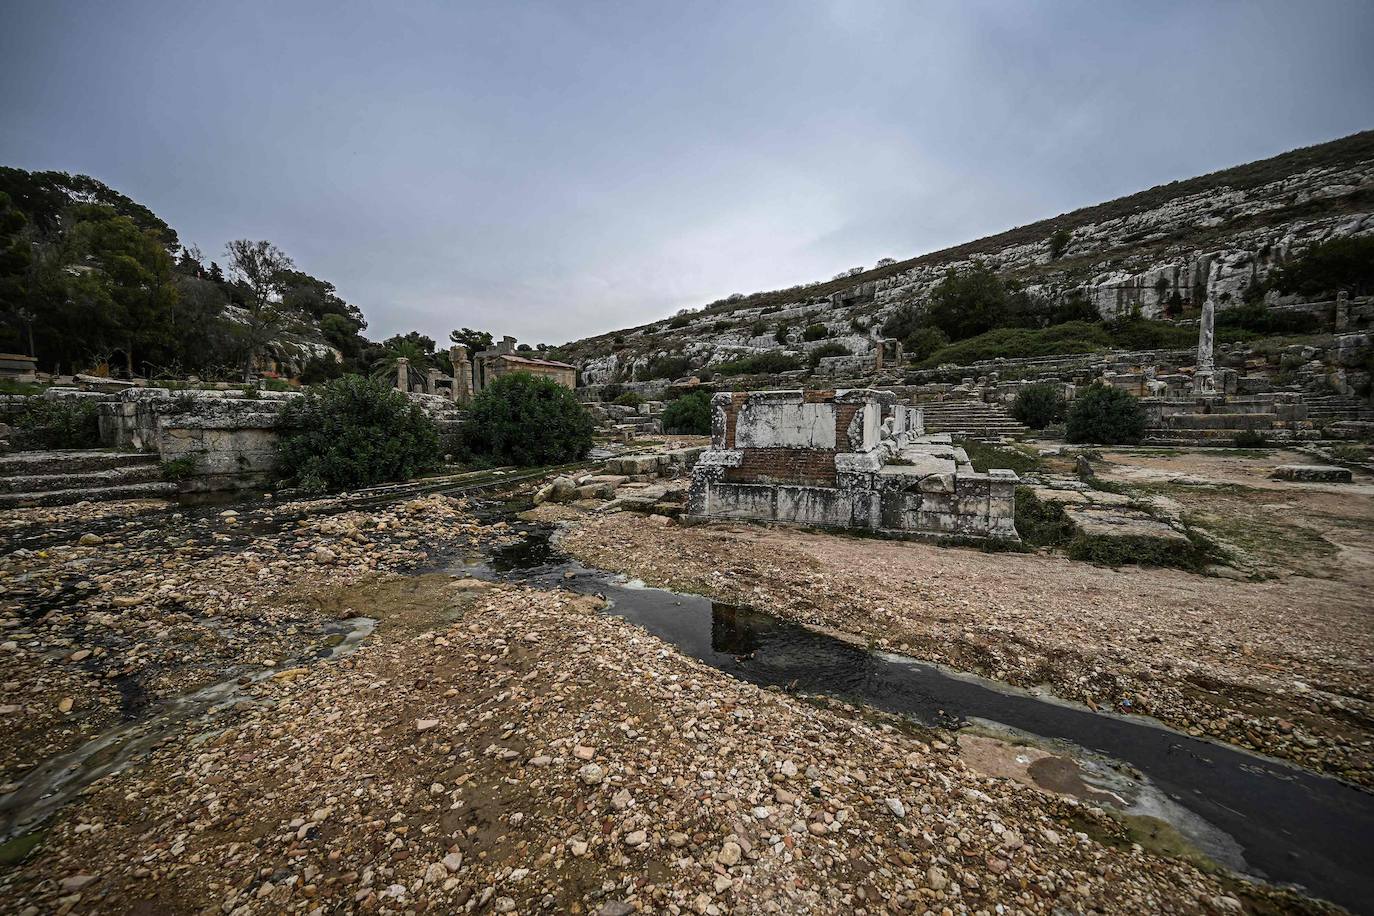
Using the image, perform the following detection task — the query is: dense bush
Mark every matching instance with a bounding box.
[1065,385,1146,444]
[880,304,921,342]
[1216,302,1320,336]
[774,322,791,344]
[1010,384,1067,429]
[903,327,949,362]
[1104,318,1198,350]
[9,396,102,449]
[802,323,829,342]
[714,352,803,376]
[927,262,1009,341]
[668,314,692,329]
[1047,227,1073,260]
[1233,429,1269,448]
[661,390,711,435]
[808,341,851,368]
[276,375,439,493]
[459,372,594,467]
[1269,235,1374,297]
[636,354,692,381]
[612,391,644,408]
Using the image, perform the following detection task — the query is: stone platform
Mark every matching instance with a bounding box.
[685,389,1019,540]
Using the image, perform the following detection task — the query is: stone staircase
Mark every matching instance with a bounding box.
[0,450,176,508]
[916,399,1028,439]
[1303,393,1374,426]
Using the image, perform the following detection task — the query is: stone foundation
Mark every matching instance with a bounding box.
[686,389,1017,540]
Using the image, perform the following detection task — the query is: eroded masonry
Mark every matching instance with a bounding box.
[686,389,1018,539]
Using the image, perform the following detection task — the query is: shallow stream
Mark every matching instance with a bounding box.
[472,522,1374,914]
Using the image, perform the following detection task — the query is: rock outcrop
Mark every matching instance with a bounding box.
[560,131,1374,384]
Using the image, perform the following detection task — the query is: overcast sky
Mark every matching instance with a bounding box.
[3,1,1372,346]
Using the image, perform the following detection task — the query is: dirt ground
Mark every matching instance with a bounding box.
[557,449,1374,788]
[2,578,1316,915]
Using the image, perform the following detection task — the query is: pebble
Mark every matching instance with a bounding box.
[578,763,605,785]
[717,841,742,866]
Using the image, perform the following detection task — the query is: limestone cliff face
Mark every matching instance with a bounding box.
[563,131,1374,383]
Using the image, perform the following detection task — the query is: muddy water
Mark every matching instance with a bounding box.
[474,524,1374,914]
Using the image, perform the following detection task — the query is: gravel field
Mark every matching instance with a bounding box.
[2,576,1322,915]
[0,472,1361,914]
[556,460,1374,788]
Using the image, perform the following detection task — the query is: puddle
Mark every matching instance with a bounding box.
[471,523,1374,914]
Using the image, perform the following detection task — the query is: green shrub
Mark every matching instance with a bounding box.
[881,304,922,342]
[1066,532,1212,571]
[714,352,803,376]
[902,327,949,362]
[668,314,692,329]
[276,375,439,493]
[808,341,851,368]
[637,354,692,381]
[802,323,829,342]
[749,320,767,337]
[927,262,1009,341]
[1066,385,1146,445]
[849,316,869,334]
[10,397,101,449]
[1269,235,1374,297]
[1216,302,1320,336]
[160,455,199,482]
[1013,487,1076,548]
[1104,318,1197,350]
[1047,227,1072,260]
[458,372,593,467]
[1233,429,1268,448]
[612,391,644,408]
[774,321,791,344]
[661,390,711,435]
[1010,384,1067,429]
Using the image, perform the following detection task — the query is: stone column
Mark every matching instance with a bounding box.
[425,368,442,395]
[450,346,473,404]
[1335,289,1350,332]
[395,357,410,393]
[1195,298,1216,395]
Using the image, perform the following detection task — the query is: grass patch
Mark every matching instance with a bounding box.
[957,439,1042,476]
[160,455,199,482]
[1013,487,1076,548]
[1065,532,1215,571]
[0,829,44,866]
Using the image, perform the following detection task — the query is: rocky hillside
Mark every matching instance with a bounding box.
[564,131,1374,385]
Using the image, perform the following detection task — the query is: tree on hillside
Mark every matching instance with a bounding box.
[1270,236,1374,298]
[449,327,493,356]
[225,239,299,379]
[926,262,1009,341]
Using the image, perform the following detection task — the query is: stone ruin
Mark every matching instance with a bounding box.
[685,389,1019,540]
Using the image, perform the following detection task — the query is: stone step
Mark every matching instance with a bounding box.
[0,449,157,476]
[0,480,178,509]
[0,463,166,494]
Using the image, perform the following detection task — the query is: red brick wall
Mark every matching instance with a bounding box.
[723,448,838,487]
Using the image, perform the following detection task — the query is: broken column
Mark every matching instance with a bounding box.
[450,346,473,404]
[1195,298,1216,395]
[425,368,442,395]
[395,357,410,393]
